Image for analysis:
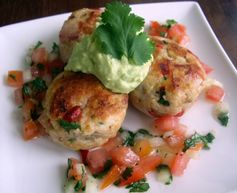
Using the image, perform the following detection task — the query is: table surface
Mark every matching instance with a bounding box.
[0,0,236,67]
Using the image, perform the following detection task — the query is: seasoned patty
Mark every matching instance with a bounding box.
[59,8,101,63]
[44,72,128,150]
[130,36,206,116]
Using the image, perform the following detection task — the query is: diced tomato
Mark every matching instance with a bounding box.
[149,21,168,36]
[63,106,81,122]
[133,139,153,158]
[186,143,203,159]
[31,47,48,64]
[31,64,46,78]
[110,147,140,167]
[154,115,179,134]
[137,154,161,174]
[201,62,214,74]
[205,85,224,103]
[87,148,109,174]
[100,165,122,190]
[14,87,23,105]
[102,135,123,152]
[164,124,187,150]
[119,166,145,186]
[46,58,64,75]
[167,24,189,46]
[7,71,23,87]
[157,145,177,167]
[80,150,89,165]
[23,119,40,140]
[171,152,190,176]
[22,99,36,121]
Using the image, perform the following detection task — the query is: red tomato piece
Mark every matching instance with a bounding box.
[164,124,187,150]
[154,115,179,133]
[80,150,89,165]
[205,85,224,103]
[87,148,109,174]
[23,119,40,140]
[46,58,64,75]
[14,87,23,105]
[102,135,123,152]
[149,21,168,36]
[167,24,189,46]
[63,106,82,122]
[100,165,122,190]
[137,154,161,174]
[110,147,140,167]
[119,166,145,186]
[31,47,48,64]
[171,152,190,176]
[7,71,23,87]
[201,62,214,74]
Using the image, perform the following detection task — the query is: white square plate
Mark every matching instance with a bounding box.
[0,2,237,193]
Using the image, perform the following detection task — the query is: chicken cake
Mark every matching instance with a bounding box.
[59,8,101,63]
[130,36,206,116]
[44,72,128,150]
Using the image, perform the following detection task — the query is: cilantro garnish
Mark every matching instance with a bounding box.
[160,31,166,37]
[22,83,31,96]
[32,77,47,92]
[183,132,215,152]
[93,159,113,179]
[126,178,150,192]
[34,41,42,49]
[37,63,45,70]
[163,19,177,28]
[119,128,136,146]
[217,112,229,126]
[122,167,133,180]
[94,1,154,65]
[51,42,60,55]
[157,88,170,106]
[136,129,153,137]
[74,180,83,191]
[58,119,80,132]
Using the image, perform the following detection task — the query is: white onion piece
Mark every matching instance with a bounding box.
[148,137,165,148]
[23,69,33,82]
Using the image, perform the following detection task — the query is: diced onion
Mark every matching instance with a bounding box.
[148,137,165,148]
[23,69,33,82]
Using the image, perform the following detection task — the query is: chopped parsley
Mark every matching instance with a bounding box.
[9,74,16,81]
[34,41,42,49]
[119,128,136,146]
[32,77,47,92]
[183,132,215,152]
[157,88,170,106]
[122,167,133,180]
[58,119,80,132]
[135,128,153,137]
[74,180,83,191]
[217,112,229,126]
[93,159,113,179]
[51,42,60,55]
[163,19,177,29]
[22,83,31,96]
[126,178,150,192]
[160,31,166,37]
[94,1,154,65]
[37,63,45,70]
[51,67,63,78]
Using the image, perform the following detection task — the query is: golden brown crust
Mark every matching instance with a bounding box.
[44,72,128,150]
[130,36,206,116]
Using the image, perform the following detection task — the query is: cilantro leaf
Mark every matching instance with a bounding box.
[94,1,154,65]
[93,160,113,179]
[34,41,42,49]
[51,42,60,55]
[217,112,229,126]
[183,132,215,152]
[164,19,177,28]
[32,77,47,92]
[126,178,150,192]
[58,119,80,132]
[122,167,133,180]
[157,88,170,106]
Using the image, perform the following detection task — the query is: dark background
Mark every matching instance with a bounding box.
[0,0,236,67]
